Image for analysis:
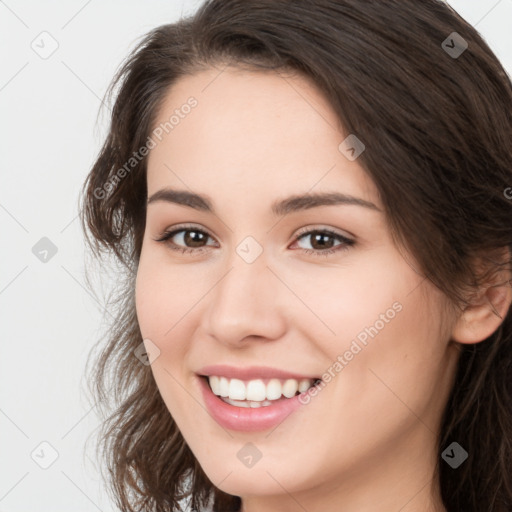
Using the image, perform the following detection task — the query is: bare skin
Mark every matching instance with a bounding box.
[134,66,511,512]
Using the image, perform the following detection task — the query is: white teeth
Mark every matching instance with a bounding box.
[209,375,220,395]
[282,379,299,398]
[266,378,283,400]
[298,378,311,393]
[228,378,246,400]
[207,375,318,402]
[219,377,229,397]
[246,379,267,401]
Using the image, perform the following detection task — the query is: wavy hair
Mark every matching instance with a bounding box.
[80,1,512,510]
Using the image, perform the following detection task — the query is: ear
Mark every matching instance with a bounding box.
[451,250,512,345]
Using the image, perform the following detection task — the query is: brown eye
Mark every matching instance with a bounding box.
[292,228,355,257]
[302,231,337,250]
[155,226,217,253]
[181,230,209,247]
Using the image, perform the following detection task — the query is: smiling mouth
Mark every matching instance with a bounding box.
[200,375,322,408]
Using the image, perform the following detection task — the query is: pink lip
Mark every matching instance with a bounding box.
[198,375,312,432]
[196,364,320,381]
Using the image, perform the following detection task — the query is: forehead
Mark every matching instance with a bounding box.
[146,67,379,210]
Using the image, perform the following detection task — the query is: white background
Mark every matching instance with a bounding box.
[1,1,511,510]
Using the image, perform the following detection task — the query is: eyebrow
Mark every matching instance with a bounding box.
[147,188,381,215]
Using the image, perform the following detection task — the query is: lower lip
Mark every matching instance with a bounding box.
[198,376,312,432]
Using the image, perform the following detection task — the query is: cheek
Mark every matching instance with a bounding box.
[277,249,449,411]
[134,252,202,426]
[135,245,200,339]
[134,251,192,408]
[135,259,165,339]
[272,248,409,354]
[321,280,452,442]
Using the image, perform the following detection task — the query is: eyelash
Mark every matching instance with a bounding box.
[154,223,355,257]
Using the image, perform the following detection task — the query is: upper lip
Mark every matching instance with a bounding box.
[197,364,321,381]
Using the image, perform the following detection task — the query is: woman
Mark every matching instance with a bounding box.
[80,1,512,511]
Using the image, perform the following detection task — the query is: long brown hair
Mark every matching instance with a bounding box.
[80,1,512,510]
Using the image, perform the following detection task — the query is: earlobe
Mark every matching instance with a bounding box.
[451,277,512,345]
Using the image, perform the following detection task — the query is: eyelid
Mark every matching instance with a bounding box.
[157,222,216,240]
[293,224,354,241]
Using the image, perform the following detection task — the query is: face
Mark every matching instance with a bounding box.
[135,67,460,504]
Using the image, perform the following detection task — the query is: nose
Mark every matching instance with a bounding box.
[201,251,287,347]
